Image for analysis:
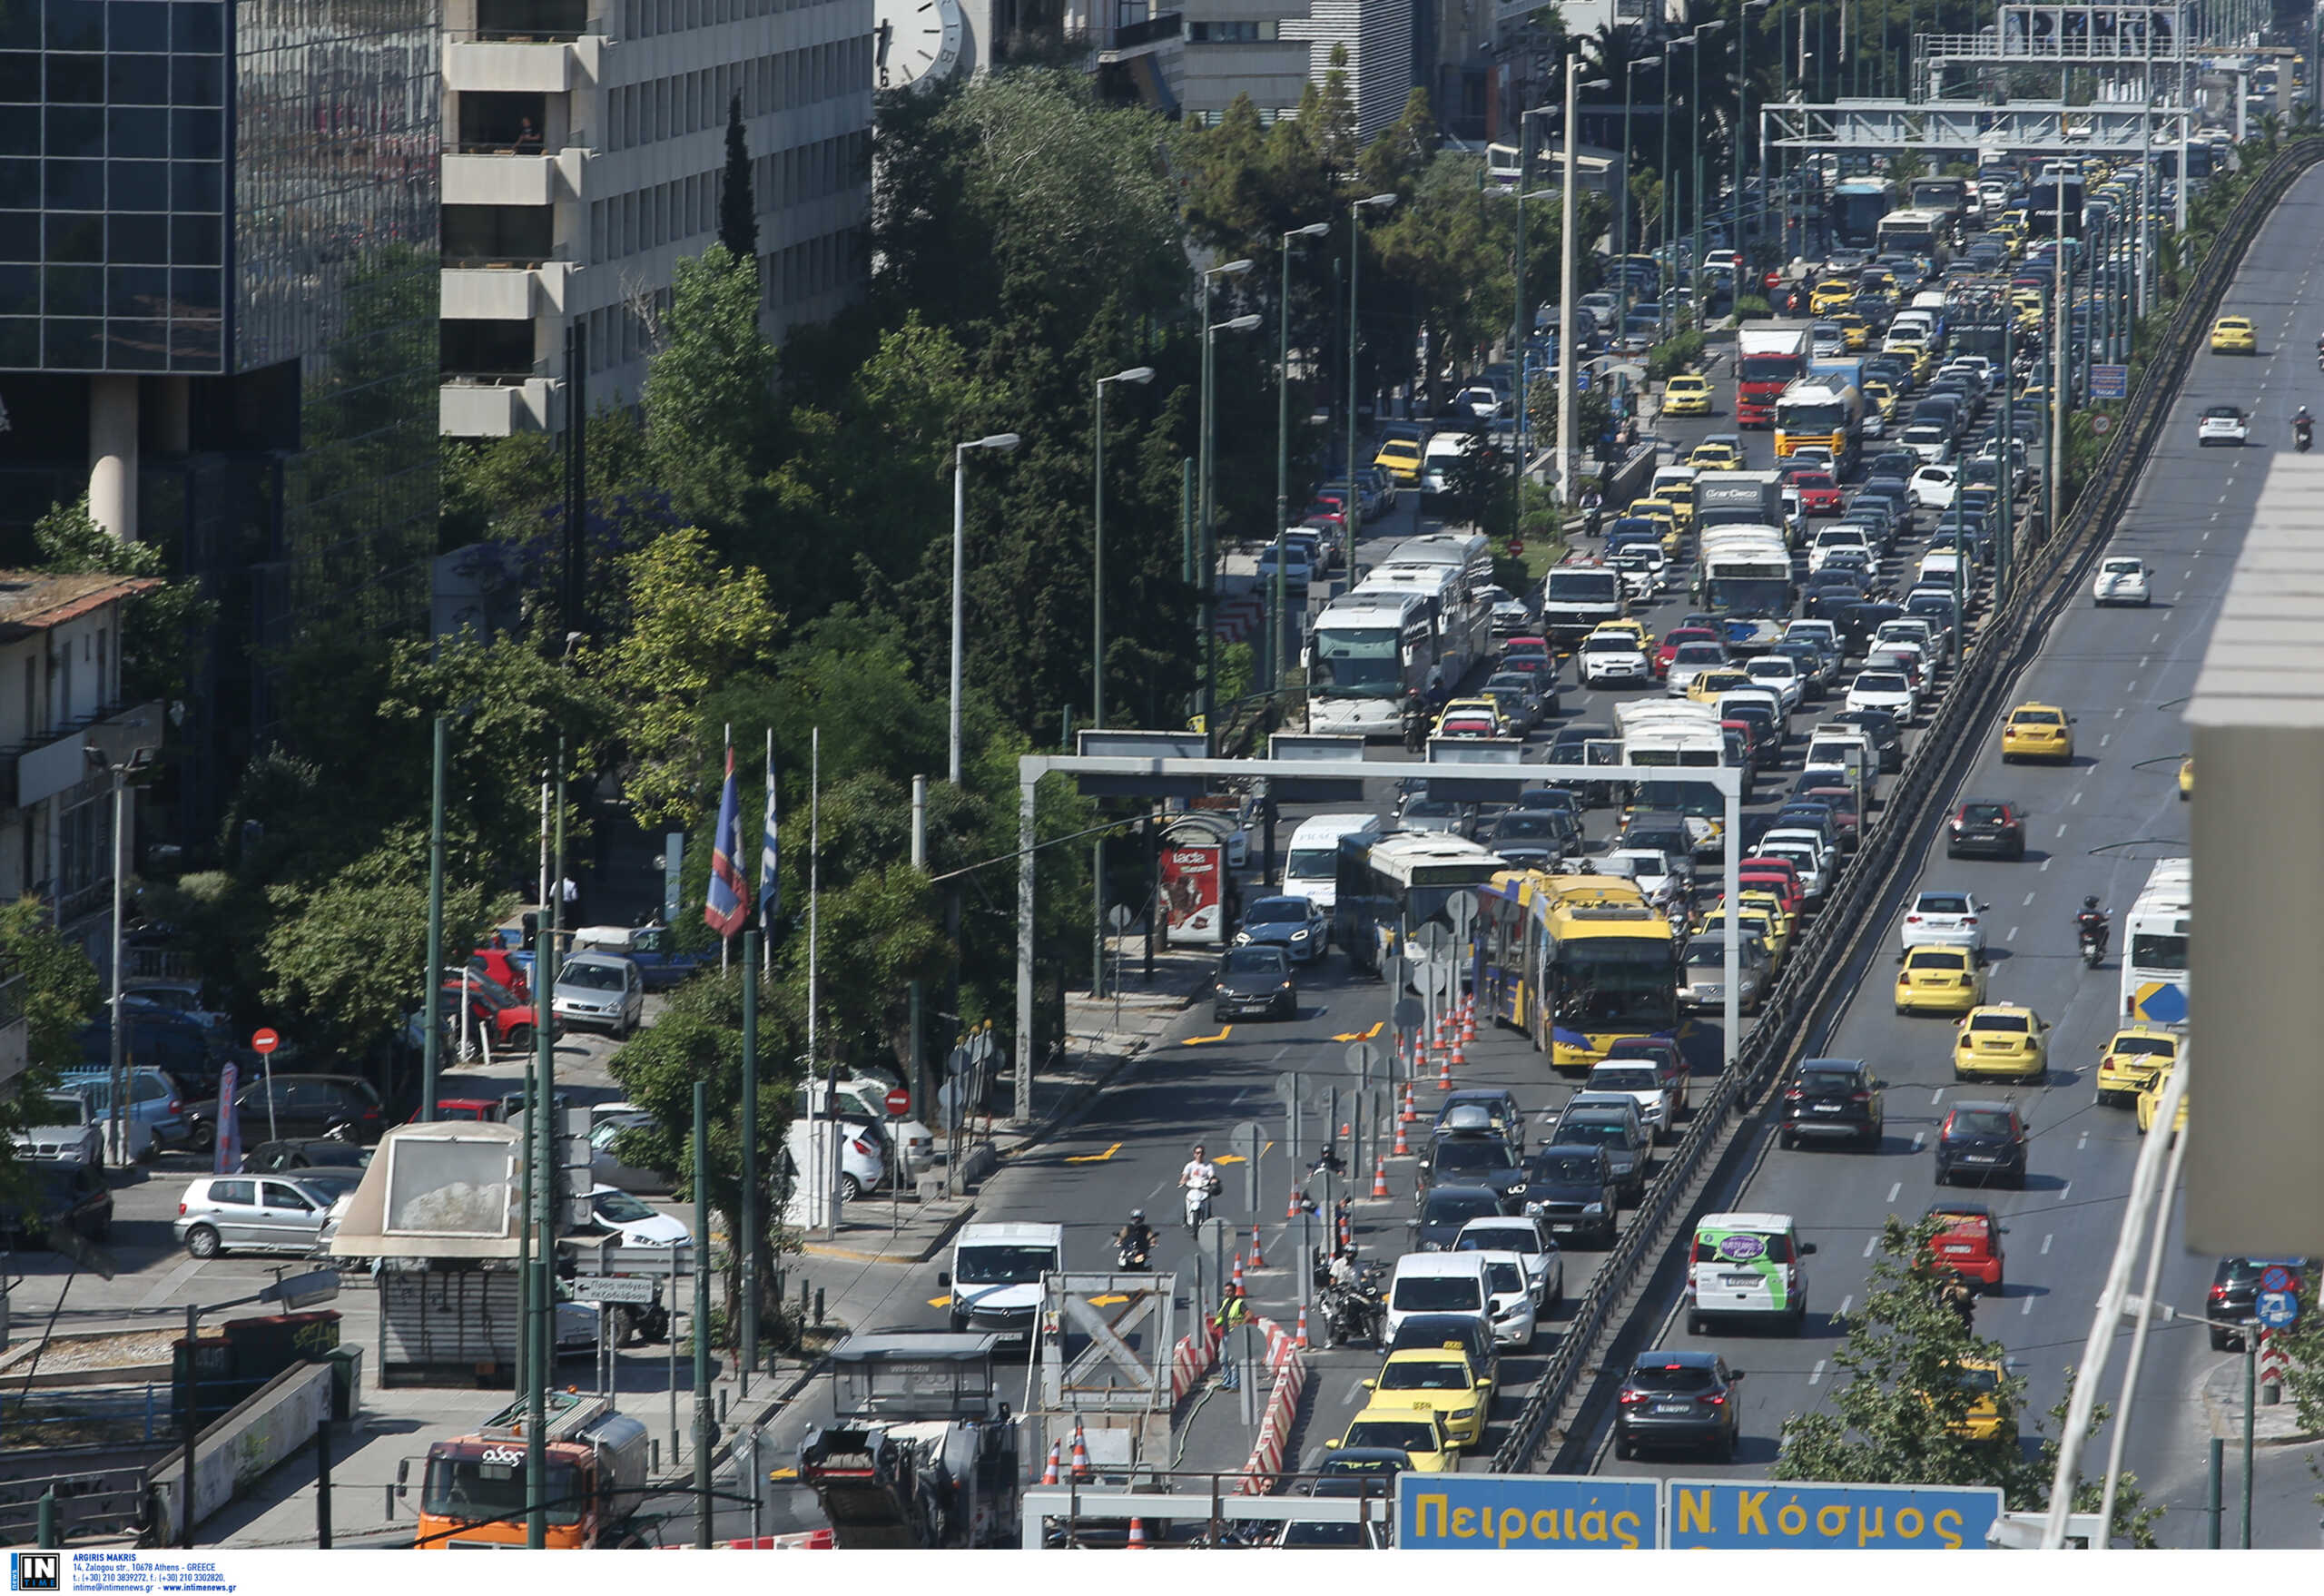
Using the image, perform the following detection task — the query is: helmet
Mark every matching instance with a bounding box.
[1129,1208,1145,1222]
[2083,895,2100,911]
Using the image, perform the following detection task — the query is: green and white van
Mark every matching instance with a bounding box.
[1685,1212,1815,1333]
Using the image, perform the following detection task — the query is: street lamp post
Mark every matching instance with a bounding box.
[1557,67,1608,499]
[950,432,1021,786]
[1275,223,1330,691]
[91,740,153,1167]
[1735,0,1771,285]
[1198,257,1255,744]
[1661,39,1692,338]
[1201,308,1264,739]
[1691,20,1727,326]
[1344,195,1396,579]
[1092,364,1152,999]
[1620,58,1653,319]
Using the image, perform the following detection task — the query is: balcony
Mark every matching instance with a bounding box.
[470,0,597,41]
[0,699,162,812]
[1100,10,1181,54]
[441,261,576,320]
[440,376,562,437]
[444,152,559,207]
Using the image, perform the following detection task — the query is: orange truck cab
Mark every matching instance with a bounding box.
[416,1392,649,1549]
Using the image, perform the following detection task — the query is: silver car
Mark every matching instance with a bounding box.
[552,952,645,1038]
[172,1174,345,1257]
[1679,936,1769,1013]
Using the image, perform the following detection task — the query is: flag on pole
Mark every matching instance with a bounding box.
[705,743,747,938]
[758,731,780,927]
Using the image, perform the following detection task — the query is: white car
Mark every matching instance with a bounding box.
[1480,583,1533,633]
[1666,640,1729,695]
[1846,668,1917,720]
[1758,839,1826,901]
[1759,826,1835,880]
[1477,1250,1541,1349]
[1898,424,1954,466]
[1809,527,1873,575]
[1609,542,1669,598]
[1744,655,1805,714]
[1455,384,1505,419]
[1908,466,1959,509]
[2093,556,2152,606]
[586,1185,692,1247]
[1452,1216,1564,1310]
[1600,846,1688,901]
[2197,404,2248,446]
[1584,1059,1673,1139]
[1580,632,1651,685]
[1789,444,1836,471]
[1899,888,1988,956]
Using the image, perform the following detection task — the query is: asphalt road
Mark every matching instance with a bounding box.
[1590,164,2324,1548]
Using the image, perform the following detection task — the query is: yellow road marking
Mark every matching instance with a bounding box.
[1065,1141,1123,1163]
[769,1467,798,1480]
[1216,1154,1245,1165]
[1329,1020,1387,1042]
[1183,1024,1234,1045]
[1088,1294,1130,1306]
[929,1294,952,1307]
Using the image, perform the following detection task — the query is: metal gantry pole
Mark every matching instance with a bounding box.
[422,715,447,1121]
[694,1079,714,1548]
[741,927,760,1394]
[106,764,127,1167]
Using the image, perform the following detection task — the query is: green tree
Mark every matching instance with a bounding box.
[644,245,778,528]
[720,95,759,262]
[1776,1216,2161,1546]
[0,898,102,1187]
[34,495,215,705]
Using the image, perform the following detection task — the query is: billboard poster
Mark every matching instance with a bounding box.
[1160,842,1225,945]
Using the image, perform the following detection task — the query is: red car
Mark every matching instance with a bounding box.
[1655,626,1719,677]
[1736,857,1806,918]
[467,946,529,1000]
[1925,1203,2006,1292]
[1789,471,1843,516]
[439,969,539,1052]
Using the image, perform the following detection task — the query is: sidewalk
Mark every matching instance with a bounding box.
[2201,1355,2320,1446]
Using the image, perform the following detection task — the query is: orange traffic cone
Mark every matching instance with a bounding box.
[1437,1045,1453,1090]
[1286,1184,1303,1220]
[1127,1517,1149,1549]
[1392,1111,1409,1157]
[1372,1158,1390,1198]
[1451,1033,1466,1070]
[1070,1419,1092,1481]
[1250,1223,1267,1270]
[1462,998,1476,1042]
[1040,1442,1060,1484]
[1232,1253,1246,1295]
[1400,1083,1417,1124]
[1295,1305,1311,1350]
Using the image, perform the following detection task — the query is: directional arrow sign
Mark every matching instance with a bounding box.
[2255,1290,2299,1330]
[572,1276,656,1305]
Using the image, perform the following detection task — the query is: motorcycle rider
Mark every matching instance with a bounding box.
[2297,406,2314,448]
[1113,1208,1157,1264]
[1938,1276,1976,1333]
[1179,1143,1220,1227]
[1401,690,1428,753]
[2075,896,2110,960]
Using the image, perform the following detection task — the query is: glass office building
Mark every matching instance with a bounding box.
[0,0,439,842]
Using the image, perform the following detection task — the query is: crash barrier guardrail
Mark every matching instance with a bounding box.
[1489,139,2324,1475]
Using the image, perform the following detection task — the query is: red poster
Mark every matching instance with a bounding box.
[1160,843,1225,945]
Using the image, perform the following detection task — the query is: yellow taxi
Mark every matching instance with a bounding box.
[2135,1064,2186,1136]
[1862,379,1898,424]
[1687,668,1755,704]
[1904,343,1939,383]
[1699,906,1785,972]
[2000,703,2073,764]
[1374,437,1424,483]
[1361,1347,1490,1447]
[1626,498,1678,547]
[1434,697,1508,738]
[1590,617,1652,647]
[1329,1404,1459,1472]
[1953,1002,2048,1083]
[1836,312,1872,350]
[1809,279,1856,316]
[1658,480,1698,532]
[1736,890,1797,955]
[2210,315,2258,354]
[1894,946,1987,1017]
[1935,1360,2017,1443]
[2095,1026,2180,1107]
[1662,373,1715,417]
[2178,755,2193,800]
[1688,440,1740,471]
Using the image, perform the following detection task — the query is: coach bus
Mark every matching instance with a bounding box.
[1334,832,1506,978]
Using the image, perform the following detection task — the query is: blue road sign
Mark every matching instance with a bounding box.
[1577,368,1593,392]
[1665,1480,2002,1550]
[2255,1289,2299,1330]
[2090,362,2129,399]
[1398,1474,1659,1549]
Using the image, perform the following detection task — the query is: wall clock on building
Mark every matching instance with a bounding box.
[874,0,966,90]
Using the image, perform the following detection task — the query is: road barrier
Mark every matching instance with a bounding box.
[1235,1315,1306,1494]
[1492,140,2324,1476]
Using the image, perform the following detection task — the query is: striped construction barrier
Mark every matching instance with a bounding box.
[1236,1315,1308,1495]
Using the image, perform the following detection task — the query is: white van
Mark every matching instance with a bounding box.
[1281,813,1384,911]
[1421,432,1473,498]
[1385,1252,1492,1341]
[942,1221,1065,1349]
[1685,1212,1815,1333]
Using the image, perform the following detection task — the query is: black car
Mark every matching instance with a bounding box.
[1826,708,1905,773]
[1545,724,1619,806]
[1415,1137,1527,1211]
[1485,809,1577,870]
[1778,1059,1885,1149]
[1413,1184,1508,1250]
[1603,1035,1691,1122]
[1614,1350,1744,1462]
[2208,1258,2319,1351]
[1519,1143,1619,1246]
[1213,945,1297,1021]
[0,1160,113,1247]
[1935,1099,2028,1188]
[1836,601,1906,658]
[1947,797,2025,859]
[235,1073,388,1145]
[241,1138,372,1173]
[1512,786,1586,826]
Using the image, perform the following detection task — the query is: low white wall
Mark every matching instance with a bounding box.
[147,1361,334,1543]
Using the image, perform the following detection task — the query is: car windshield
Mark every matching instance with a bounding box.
[1529,1152,1600,1183]
[1405,800,1460,819]
[561,962,626,991]
[1556,1119,1629,1148]
[1583,636,1635,654]
[594,1191,657,1222]
[1798,1067,1862,1091]
[1244,899,1307,925]
[955,1245,1057,1286]
[1674,644,1726,665]
[1433,1140,1517,1174]
[1856,674,1908,692]
[1687,942,1752,968]
[1423,1190,1505,1225]
[2111,1035,2175,1057]
[1221,949,1287,976]
[1492,813,1557,839]
[1630,1364,1718,1393]
[1392,1276,1484,1312]
[1961,803,2009,823]
[1457,1227,1537,1256]
[1590,1066,1659,1092]
[1917,894,1970,914]
[1486,1260,1524,1295]
[1950,1110,2018,1138]
[1970,1012,2030,1034]
[2013,709,2063,725]
[1380,1359,1472,1392]
[1345,1421,1437,1453]
[2202,405,2241,419]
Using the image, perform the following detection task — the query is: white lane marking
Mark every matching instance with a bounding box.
[1837,1295,1853,1319]
[1862,1235,1879,1258]
[2041,1233,2054,1256]
[2172,590,2183,603]
[2056,823,2070,838]
[2007,924,2020,941]
[1343,1378,1369,1404]
[2023,1296,2035,1316]
[2056,1180,2073,1203]
[1931,1089,1945,1105]
[2071,791,2083,807]
[2022,892,2035,906]
[2100,734,2112,748]
[1808,1358,1827,1386]
[2114,706,2125,719]
[1886,1181,1902,1204]
[2040,858,2052,872]
[2077,1131,2089,1152]
[1911,1131,1925,1151]
[2151,631,2163,645]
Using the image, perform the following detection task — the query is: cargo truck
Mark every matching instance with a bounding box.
[414,1391,649,1549]
[1691,470,1786,533]
[1733,327,1810,428]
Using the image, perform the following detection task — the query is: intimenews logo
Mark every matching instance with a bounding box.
[11,1552,60,1592]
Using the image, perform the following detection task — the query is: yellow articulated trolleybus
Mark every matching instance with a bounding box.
[1475,871,1681,1073]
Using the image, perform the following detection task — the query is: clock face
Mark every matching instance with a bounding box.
[873,0,966,90]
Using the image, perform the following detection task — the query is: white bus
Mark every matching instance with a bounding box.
[1357,560,1491,686]
[1281,813,1385,910]
[1305,590,1433,738]
[1696,527,1794,617]
[1333,833,1506,977]
[1875,206,1949,269]
[2119,857,2190,1025]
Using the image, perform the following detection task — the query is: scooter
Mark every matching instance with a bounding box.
[2077,926,2107,969]
[2298,420,2314,453]
[1116,1234,1155,1270]
[1184,1183,1216,1233]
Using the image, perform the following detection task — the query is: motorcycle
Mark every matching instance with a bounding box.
[1116,1230,1155,1270]
[1315,1266,1388,1347]
[1402,713,1427,754]
[2077,921,2108,969]
[2298,420,2314,453]
[1184,1182,1216,1233]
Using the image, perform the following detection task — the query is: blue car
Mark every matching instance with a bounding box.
[1235,895,1328,962]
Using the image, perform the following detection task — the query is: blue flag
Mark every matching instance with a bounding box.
[704,744,746,939]
[758,737,780,927]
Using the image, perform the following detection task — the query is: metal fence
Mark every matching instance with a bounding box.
[1490,138,2324,1474]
